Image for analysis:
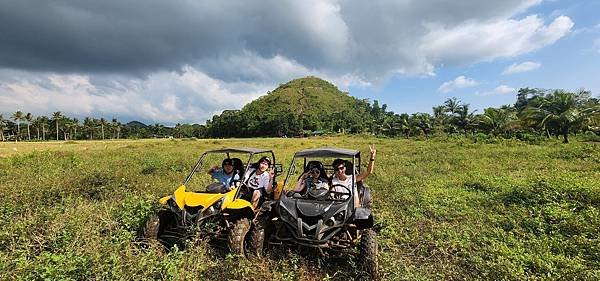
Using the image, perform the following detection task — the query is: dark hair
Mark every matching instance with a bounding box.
[259,156,271,165]
[331,159,353,175]
[230,158,244,177]
[222,158,233,169]
[305,160,326,176]
[251,156,272,169]
[332,159,345,169]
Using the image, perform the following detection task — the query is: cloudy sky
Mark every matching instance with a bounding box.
[1,0,599,125]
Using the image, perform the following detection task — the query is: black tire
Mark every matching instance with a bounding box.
[143,214,160,240]
[143,210,181,249]
[359,229,379,280]
[249,215,271,257]
[228,218,251,255]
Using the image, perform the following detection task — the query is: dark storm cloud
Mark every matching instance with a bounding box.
[0,0,345,76]
[0,0,545,79]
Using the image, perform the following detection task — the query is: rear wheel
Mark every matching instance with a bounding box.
[359,229,379,280]
[228,218,250,255]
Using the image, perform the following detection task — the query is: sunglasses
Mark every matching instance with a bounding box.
[335,165,346,171]
[309,168,320,174]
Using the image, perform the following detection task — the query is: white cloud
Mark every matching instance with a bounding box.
[438,76,479,93]
[0,66,267,125]
[594,38,600,54]
[421,15,573,66]
[476,85,516,96]
[0,1,578,122]
[502,61,541,74]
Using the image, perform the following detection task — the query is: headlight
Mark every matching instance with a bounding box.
[203,198,224,216]
[279,207,295,223]
[334,210,345,222]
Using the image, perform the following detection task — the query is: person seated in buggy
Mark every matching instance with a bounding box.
[207,158,244,193]
[243,156,274,209]
[292,160,330,195]
[330,144,376,207]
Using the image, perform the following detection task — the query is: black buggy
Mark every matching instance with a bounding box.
[250,147,378,279]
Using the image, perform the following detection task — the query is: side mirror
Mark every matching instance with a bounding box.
[274,164,284,174]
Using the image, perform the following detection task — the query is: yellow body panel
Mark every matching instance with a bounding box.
[185,192,223,208]
[164,185,253,212]
[221,187,237,208]
[159,195,171,205]
[226,199,254,210]
[174,185,187,209]
[274,181,284,200]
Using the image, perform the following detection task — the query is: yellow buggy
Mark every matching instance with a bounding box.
[143,147,281,255]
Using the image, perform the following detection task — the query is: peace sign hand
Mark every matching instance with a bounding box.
[369,144,376,158]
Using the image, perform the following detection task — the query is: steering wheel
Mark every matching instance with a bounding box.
[329,184,351,200]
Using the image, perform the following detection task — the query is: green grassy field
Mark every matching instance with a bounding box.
[0,137,598,280]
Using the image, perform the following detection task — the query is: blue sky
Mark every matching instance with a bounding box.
[0,0,598,125]
[350,0,600,115]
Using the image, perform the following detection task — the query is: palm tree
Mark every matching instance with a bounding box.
[452,105,477,137]
[444,98,462,114]
[0,114,6,141]
[24,113,33,140]
[52,111,63,140]
[12,111,23,140]
[111,118,122,139]
[432,105,449,134]
[480,107,516,137]
[71,118,80,140]
[99,118,107,140]
[410,113,433,137]
[520,90,598,143]
[38,116,50,141]
[83,117,94,140]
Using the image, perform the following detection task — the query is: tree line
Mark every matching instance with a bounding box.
[1,88,599,143]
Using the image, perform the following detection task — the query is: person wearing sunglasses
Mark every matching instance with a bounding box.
[293,161,329,194]
[331,144,376,207]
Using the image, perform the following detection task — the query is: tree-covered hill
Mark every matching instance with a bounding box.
[207,76,375,137]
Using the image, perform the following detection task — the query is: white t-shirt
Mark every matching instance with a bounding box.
[331,173,358,199]
[244,168,270,191]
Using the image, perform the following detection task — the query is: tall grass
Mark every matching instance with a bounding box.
[0,137,598,280]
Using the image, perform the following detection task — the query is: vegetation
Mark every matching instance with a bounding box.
[0,137,598,280]
[2,77,599,143]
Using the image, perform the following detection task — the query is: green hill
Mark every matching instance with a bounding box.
[208,76,374,137]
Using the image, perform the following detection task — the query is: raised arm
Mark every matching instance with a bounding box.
[356,144,376,182]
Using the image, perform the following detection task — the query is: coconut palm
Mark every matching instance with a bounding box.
[99,118,107,140]
[0,114,7,141]
[480,107,516,137]
[40,116,50,140]
[52,111,63,140]
[12,111,23,140]
[520,90,598,143]
[452,104,477,137]
[444,97,462,114]
[409,113,433,137]
[111,118,122,139]
[24,113,33,140]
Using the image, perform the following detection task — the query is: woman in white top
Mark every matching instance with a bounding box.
[331,144,376,208]
[244,156,274,209]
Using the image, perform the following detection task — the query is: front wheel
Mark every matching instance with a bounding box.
[143,210,181,249]
[228,218,251,255]
[359,229,379,280]
[248,215,272,257]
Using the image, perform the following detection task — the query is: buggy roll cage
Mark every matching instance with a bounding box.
[282,146,362,208]
[182,147,281,199]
